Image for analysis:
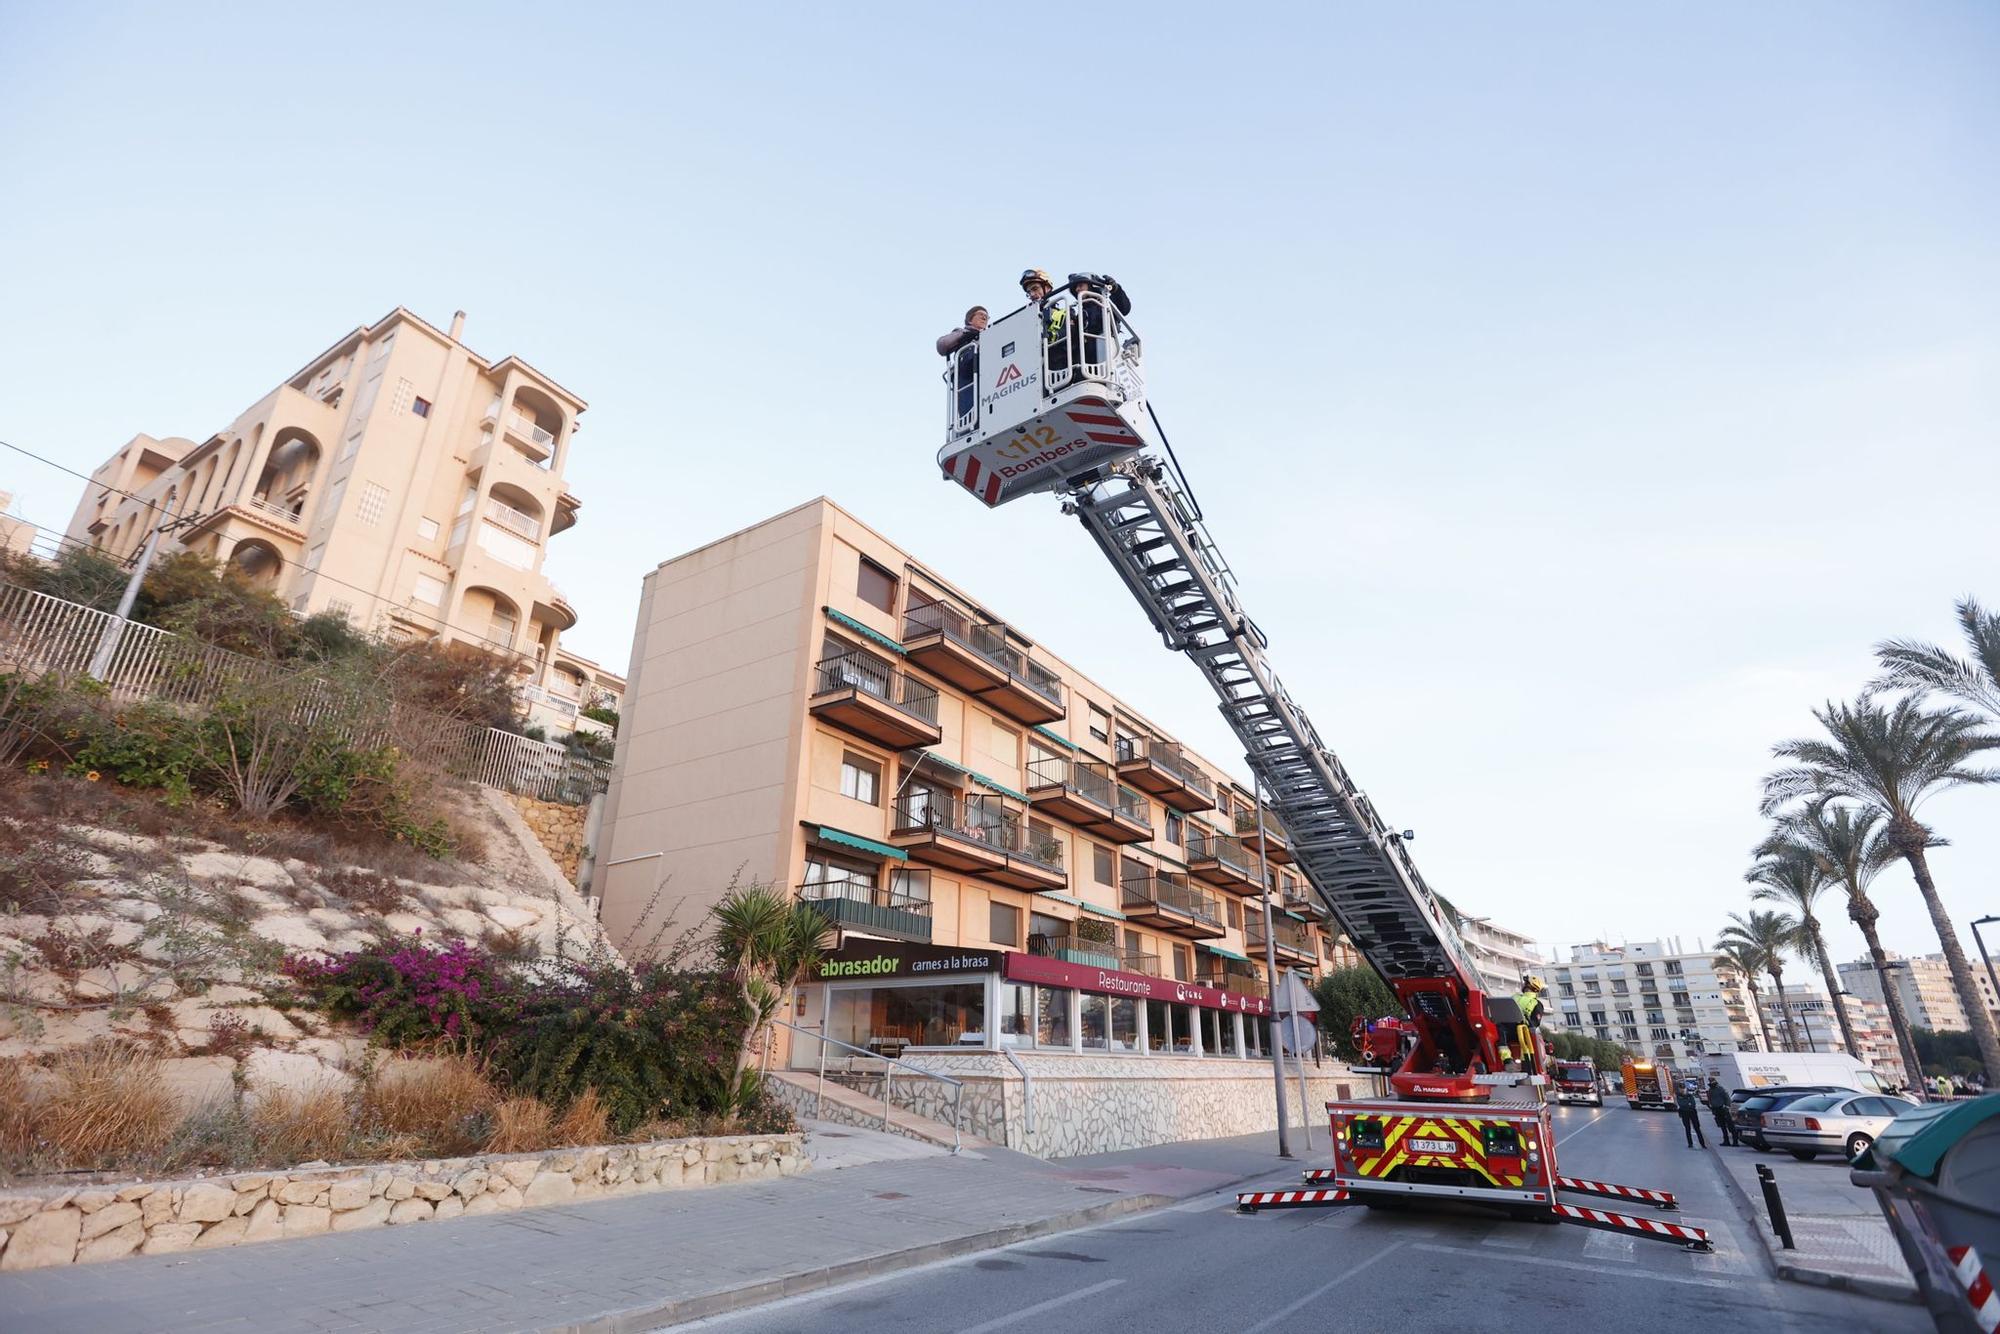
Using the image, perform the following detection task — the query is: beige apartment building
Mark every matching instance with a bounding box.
[1546,939,1761,1061]
[1840,951,2000,1036]
[63,308,621,730]
[600,498,1358,1154]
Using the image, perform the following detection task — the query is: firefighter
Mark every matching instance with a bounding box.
[1063,272,1132,378]
[1513,975,1547,1073]
[1022,268,1077,382]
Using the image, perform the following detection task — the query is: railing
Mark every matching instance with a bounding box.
[903,599,1063,707]
[1197,970,1268,999]
[505,410,557,453]
[797,878,934,918]
[1233,809,1287,843]
[1026,754,1112,808]
[892,792,1061,873]
[1042,287,1145,406]
[485,498,541,541]
[1248,915,1313,956]
[1112,783,1151,829]
[1121,948,1162,977]
[768,1018,963,1154]
[1028,931,1120,968]
[0,579,609,806]
[243,494,306,527]
[518,683,581,719]
[814,652,941,725]
[1121,869,1222,927]
[1117,734,1215,798]
[1187,830,1255,877]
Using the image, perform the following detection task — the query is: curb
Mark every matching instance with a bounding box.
[1708,1149,1917,1305]
[547,1190,1176,1333]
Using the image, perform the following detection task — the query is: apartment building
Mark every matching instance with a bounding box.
[1454,913,1543,1001]
[1774,983,1910,1087]
[599,499,1353,1153]
[1545,939,1760,1062]
[1839,952,2000,1035]
[62,308,621,729]
[0,493,33,557]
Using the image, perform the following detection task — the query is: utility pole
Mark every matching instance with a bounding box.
[1252,777,1292,1158]
[86,519,167,680]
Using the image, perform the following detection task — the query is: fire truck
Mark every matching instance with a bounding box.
[1550,1058,1603,1107]
[1623,1056,1677,1111]
[938,283,1708,1251]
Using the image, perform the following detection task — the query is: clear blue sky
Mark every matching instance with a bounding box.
[3,3,1996,973]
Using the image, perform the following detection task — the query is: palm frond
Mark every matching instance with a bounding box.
[1872,598,2000,718]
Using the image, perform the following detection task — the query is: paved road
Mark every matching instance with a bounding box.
[684,1102,1926,1334]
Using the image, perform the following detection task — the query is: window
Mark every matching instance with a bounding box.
[1109,997,1138,1053]
[357,481,389,526]
[411,574,446,607]
[989,901,1020,948]
[889,867,931,907]
[1588,1010,1607,1026]
[476,524,537,570]
[1616,1009,1636,1025]
[412,396,431,418]
[390,378,414,415]
[1146,999,1173,1053]
[489,602,517,647]
[1092,844,1113,886]
[417,516,440,541]
[1165,810,1184,846]
[802,851,876,899]
[304,543,326,572]
[998,983,1035,1048]
[1172,944,1190,983]
[839,752,881,805]
[1037,987,1073,1048]
[1114,728,1141,763]
[1088,704,1110,745]
[825,982,985,1050]
[857,557,897,614]
[1079,994,1110,1051]
[1226,899,1241,930]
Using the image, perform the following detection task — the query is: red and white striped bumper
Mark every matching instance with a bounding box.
[1950,1245,1998,1332]
[1555,1174,1680,1211]
[1235,1187,1353,1211]
[1553,1203,1712,1250]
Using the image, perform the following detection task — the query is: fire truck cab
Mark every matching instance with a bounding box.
[1550,1058,1603,1107]
[937,287,1153,508]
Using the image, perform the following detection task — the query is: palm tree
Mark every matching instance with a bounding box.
[1745,847,1858,1058]
[711,883,835,1086]
[1875,597,2000,720]
[1719,910,1804,1051]
[1762,696,2000,1078]
[1761,802,1925,1095]
[1715,941,1776,1053]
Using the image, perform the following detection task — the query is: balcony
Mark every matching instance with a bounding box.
[1027,931,1121,970]
[902,599,1065,725]
[797,881,933,944]
[1247,914,1314,963]
[889,793,1065,892]
[1233,809,1293,864]
[502,409,556,464]
[809,653,943,750]
[241,494,308,535]
[1185,830,1260,892]
[1280,881,1319,915]
[1114,736,1216,813]
[1120,868,1224,939]
[1025,756,1153,844]
[1196,968,1268,1000]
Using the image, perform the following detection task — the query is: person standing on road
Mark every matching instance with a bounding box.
[1705,1078,1739,1146]
[1933,1073,1954,1101]
[1676,1083,1708,1148]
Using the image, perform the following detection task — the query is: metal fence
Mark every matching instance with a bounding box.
[0,579,609,806]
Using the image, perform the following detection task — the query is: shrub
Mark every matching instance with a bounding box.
[284,938,517,1047]
[249,1084,354,1164]
[483,1096,556,1154]
[37,1042,183,1169]
[360,1054,497,1156]
[552,1088,610,1147]
[71,701,199,801]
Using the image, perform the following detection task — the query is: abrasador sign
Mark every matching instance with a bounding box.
[817,941,1000,981]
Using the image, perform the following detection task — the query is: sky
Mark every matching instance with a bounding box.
[2,3,1996,978]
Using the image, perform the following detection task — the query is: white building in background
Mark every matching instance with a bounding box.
[1839,952,2000,1036]
[1771,985,1912,1089]
[1545,938,1760,1063]
[1455,914,1543,1001]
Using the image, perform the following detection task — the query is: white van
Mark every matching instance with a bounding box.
[1699,1051,1888,1094]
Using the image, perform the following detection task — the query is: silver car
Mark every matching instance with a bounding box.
[1760,1091,1920,1161]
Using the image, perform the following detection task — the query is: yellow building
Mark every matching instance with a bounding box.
[600,499,1353,1153]
[64,307,621,727]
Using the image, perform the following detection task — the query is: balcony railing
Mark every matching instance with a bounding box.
[1027,754,1114,810]
[1121,869,1223,930]
[506,410,557,452]
[1196,969,1268,999]
[486,498,542,540]
[242,494,306,528]
[1247,915,1313,957]
[902,597,1064,720]
[1027,931,1121,969]
[1187,830,1257,878]
[1233,809,1287,843]
[815,653,940,725]
[892,792,1061,875]
[1121,947,1162,977]
[797,880,934,943]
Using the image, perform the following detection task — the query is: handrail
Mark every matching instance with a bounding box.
[1001,1048,1035,1137]
[770,1016,963,1153]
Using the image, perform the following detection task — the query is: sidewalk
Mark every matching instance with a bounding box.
[1711,1144,1916,1302]
[0,1130,1296,1334]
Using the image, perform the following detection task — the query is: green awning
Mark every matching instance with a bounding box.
[824,607,905,656]
[1201,943,1251,962]
[1282,909,1308,923]
[970,772,1029,803]
[1036,891,1126,920]
[1031,725,1078,751]
[814,825,907,861]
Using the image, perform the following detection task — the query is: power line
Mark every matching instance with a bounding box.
[0,436,165,521]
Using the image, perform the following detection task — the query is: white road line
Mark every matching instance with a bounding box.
[1412,1242,1733,1289]
[1238,1242,1405,1334]
[1556,1107,1610,1147]
[950,1278,1126,1334]
[1581,1228,1637,1261]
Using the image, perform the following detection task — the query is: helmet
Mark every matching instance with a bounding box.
[1019,268,1053,291]
[1522,975,1545,993]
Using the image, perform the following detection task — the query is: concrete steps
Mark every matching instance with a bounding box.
[769,1071,994,1152]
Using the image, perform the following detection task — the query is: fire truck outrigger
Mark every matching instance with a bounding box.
[937,282,1710,1252]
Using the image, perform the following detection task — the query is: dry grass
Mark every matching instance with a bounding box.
[248,1084,353,1164]
[553,1089,610,1147]
[0,1058,38,1160]
[483,1096,555,1154]
[319,866,407,915]
[360,1054,496,1156]
[38,1042,183,1168]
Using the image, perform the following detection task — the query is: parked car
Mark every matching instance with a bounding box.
[1732,1086,1860,1150]
[1761,1091,1920,1161]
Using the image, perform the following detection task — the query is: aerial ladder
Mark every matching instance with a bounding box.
[937,286,1710,1251]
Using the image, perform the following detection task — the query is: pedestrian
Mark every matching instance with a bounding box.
[1675,1083,1708,1148]
[1934,1072,1954,1101]
[936,305,988,427]
[1705,1077,1739,1146]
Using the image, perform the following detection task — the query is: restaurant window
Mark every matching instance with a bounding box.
[826,981,985,1050]
[998,983,1035,1048]
[1092,844,1113,886]
[857,557,897,614]
[1244,1017,1263,1059]
[1038,986,1073,1048]
[989,901,1020,948]
[1088,703,1110,745]
[1080,994,1110,1051]
[1110,996,1139,1053]
[1204,1007,1240,1056]
[1177,1005,1199,1054]
[1146,999,1172,1053]
[839,752,881,805]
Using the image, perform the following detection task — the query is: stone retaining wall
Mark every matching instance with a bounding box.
[504,792,589,884]
[0,1132,805,1272]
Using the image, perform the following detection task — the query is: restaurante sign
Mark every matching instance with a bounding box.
[1003,953,1272,1015]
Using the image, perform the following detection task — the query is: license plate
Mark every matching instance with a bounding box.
[1409,1138,1457,1154]
[1767,1118,1795,1129]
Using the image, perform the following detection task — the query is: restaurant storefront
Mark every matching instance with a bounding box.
[793,940,1277,1067]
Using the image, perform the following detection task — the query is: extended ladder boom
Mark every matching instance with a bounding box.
[1063,455,1483,996]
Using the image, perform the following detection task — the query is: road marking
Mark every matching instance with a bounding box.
[1556,1108,1610,1147]
[950,1278,1125,1334]
[1412,1243,1733,1289]
[1238,1242,1405,1334]
[1582,1228,1637,1261]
